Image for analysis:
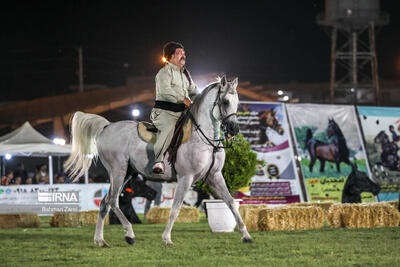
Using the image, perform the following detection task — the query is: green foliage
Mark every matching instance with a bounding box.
[196,133,261,196]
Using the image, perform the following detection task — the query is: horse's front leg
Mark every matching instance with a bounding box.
[208,171,253,243]
[162,175,193,245]
[336,160,341,172]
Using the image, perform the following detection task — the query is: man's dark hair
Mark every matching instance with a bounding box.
[389,125,395,130]
[163,41,184,61]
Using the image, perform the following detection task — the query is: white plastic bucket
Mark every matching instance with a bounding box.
[203,199,242,232]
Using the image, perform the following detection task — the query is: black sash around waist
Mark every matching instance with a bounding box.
[154,100,186,112]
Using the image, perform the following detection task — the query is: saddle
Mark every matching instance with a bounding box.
[137,118,192,145]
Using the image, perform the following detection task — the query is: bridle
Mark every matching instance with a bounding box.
[213,85,238,135]
[186,84,239,185]
[187,85,238,150]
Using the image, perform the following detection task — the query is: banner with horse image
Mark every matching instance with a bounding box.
[234,101,303,205]
[357,106,400,202]
[286,104,377,203]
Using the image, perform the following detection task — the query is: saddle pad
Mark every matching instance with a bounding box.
[138,122,157,144]
[137,120,192,144]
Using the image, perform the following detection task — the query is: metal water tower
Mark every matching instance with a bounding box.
[317,0,389,105]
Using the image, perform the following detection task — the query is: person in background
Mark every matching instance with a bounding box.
[389,125,400,143]
[35,164,49,184]
[25,177,33,184]
[1,170,14,185]
[54,173,65,184]
[11,176,22,185]
[14,162,28,184]
[144,179,163,217]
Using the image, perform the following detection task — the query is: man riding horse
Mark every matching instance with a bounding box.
[151,42,198,174]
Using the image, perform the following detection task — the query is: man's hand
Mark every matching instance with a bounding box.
[183,97,192,108]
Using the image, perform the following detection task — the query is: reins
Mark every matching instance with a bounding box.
[186,86,237,186]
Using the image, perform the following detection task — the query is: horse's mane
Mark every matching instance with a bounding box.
[191,82,220,120]
[331,120,345,138]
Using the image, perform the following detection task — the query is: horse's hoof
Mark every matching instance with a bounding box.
[242,237,253,243]
[125,236,135,245]
[164,240,174,246]
[95,239,110,248]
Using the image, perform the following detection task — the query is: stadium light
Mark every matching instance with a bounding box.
[278,95,290,102]
[53,138,66,145]
[5,153,12,160]
[277,90,284,95]
[132,109,140,117]
[161,56,167,63]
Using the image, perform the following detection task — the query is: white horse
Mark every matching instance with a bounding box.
[64,75,252,247]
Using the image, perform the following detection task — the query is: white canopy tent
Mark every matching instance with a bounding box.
[0,122,87,184]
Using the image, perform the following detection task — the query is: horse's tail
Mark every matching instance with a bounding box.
[305,128,313,145]
[64,111,110,182]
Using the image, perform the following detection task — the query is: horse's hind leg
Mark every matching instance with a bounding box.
[309,156,316,172]
[162,175,193,245]
[344,157,356,170]
[319,159,326,172]
[208,171,253,243]
[94,190,111,247]
[107,165,136,245]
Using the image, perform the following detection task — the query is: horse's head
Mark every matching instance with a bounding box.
[347,169,381,196]
[374,131,389,144]
[213,75,240,138]
[265,109,284,135]
[327,118,340,138]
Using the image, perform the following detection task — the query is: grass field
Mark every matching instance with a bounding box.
[1,215,400,267]
[300,159,368,179]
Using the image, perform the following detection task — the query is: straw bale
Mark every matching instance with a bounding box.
[258,206,324,231]
[176,206,200,223]
[0,214,40,229]
[145,206,200,224]
[50,210,108,227]
[238,204,268,231]
[239,204,268,221]
[385,200,399,211]
[289,202,334,215]
[327,203,400,229]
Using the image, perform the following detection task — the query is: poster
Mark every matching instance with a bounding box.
[286,104,375,203]
[234,101,303,205]
[0,184,109,214]
[357,106,400,201]
[0,183,198,214]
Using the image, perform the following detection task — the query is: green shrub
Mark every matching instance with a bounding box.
[196,133,263,197]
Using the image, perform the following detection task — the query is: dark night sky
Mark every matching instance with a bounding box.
[1,0,400,102]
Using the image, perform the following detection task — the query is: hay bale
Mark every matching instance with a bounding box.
[385,200,399,211]
[176,206,200,223]
[50,210,108,227]
[258,206,324,231]
[239,204,268,231]
[289,202,334,215]
[327,203,400,229]
[145,207,171,224]
[0,214,40,229]
[145,206,200,224]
